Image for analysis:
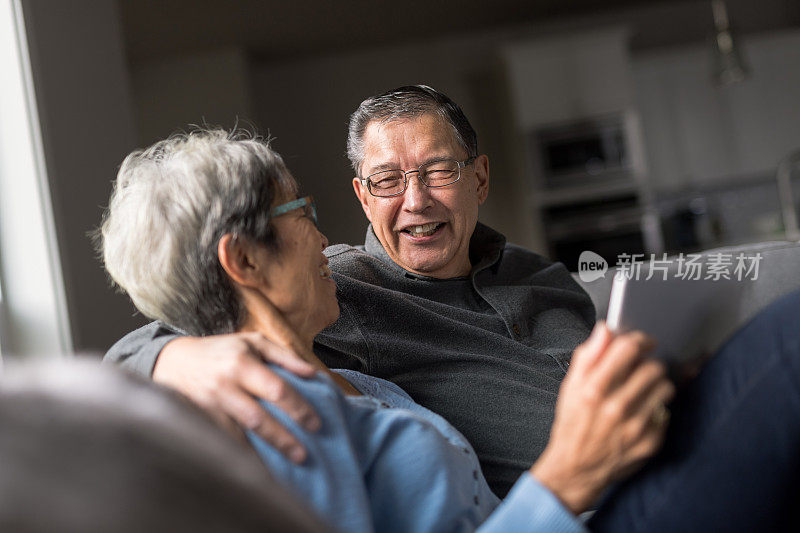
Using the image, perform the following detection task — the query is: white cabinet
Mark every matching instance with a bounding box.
[502,27,635,128]
[633,30,800,192]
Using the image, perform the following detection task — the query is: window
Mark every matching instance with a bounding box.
[0,0,72,358]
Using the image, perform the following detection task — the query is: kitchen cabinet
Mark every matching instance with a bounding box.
[633,30,800,192]
[502,27,635,128]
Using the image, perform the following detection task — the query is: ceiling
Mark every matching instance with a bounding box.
[120,0,800,63]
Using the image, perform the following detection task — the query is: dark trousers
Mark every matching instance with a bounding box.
[590,289,800,532]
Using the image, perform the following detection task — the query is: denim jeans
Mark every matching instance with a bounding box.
[589,289,800,532]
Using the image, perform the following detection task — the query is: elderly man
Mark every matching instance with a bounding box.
[106,85,594,497]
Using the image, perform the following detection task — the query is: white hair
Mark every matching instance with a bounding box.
[97,128,297,335]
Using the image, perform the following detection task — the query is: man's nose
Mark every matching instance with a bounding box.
[403,172,434,212]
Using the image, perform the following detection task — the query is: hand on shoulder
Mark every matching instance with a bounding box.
[153,332,322,464]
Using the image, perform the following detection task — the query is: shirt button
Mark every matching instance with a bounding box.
[380,402,390,408]
[512,324,521,336]
[462,447,470,455]
[472,470,478,480]
[474,496,479,506]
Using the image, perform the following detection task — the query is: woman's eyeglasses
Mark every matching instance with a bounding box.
[269,195,317,226]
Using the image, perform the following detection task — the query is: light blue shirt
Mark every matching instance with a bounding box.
[247,367,584,533]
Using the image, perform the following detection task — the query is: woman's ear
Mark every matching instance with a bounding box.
[218,234,264,288]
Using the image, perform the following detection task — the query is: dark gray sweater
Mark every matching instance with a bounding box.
[104,223,595,497]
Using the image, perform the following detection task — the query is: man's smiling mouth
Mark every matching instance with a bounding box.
[402,222,444,238]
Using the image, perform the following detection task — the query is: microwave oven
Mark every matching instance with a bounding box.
[530,114,632,190]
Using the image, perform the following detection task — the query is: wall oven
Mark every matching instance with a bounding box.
[527,113,659,270]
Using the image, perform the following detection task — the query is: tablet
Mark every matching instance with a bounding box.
[606,275,745,370]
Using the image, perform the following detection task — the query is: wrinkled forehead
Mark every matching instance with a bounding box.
[360,114,463,173]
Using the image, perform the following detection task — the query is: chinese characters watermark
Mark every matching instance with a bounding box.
[578,251,762,282]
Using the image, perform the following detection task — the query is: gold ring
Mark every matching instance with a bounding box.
[651,403,671,427]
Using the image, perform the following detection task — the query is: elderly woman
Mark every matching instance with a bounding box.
[99,129,799,532]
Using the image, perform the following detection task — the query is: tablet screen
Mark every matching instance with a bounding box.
[606,275,746,369]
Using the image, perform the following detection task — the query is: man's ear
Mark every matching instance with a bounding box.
[474,154,490,205]
[352,177,373,222]
[218,234,263,288]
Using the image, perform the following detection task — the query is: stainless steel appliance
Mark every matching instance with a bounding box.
[528,113,658,270]
[542,194,648,271]
[531,113,632,191]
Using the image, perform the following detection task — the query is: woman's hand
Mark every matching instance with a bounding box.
[153,332,321,464]
[530,322,676,515]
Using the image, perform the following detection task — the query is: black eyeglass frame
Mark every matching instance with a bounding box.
[359,156,477,198]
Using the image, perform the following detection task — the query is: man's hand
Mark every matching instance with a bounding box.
[531,322,676,515]
[153,332,322,464]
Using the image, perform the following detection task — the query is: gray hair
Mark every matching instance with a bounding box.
[0,359,328,532]
[97,128,297,336]
[346,85,478,177]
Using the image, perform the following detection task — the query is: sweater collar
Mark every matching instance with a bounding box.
[363,222,506,280]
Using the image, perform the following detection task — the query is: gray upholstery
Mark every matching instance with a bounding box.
[574,241,800,324]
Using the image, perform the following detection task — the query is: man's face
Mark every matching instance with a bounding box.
[352,114,489,279]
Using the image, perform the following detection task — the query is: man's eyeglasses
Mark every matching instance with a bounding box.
[269,195,317,226]
[360,157,476,198]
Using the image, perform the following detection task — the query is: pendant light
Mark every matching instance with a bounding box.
[711,0,749,86]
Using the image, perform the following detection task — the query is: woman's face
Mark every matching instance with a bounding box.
[252,196,339,339]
